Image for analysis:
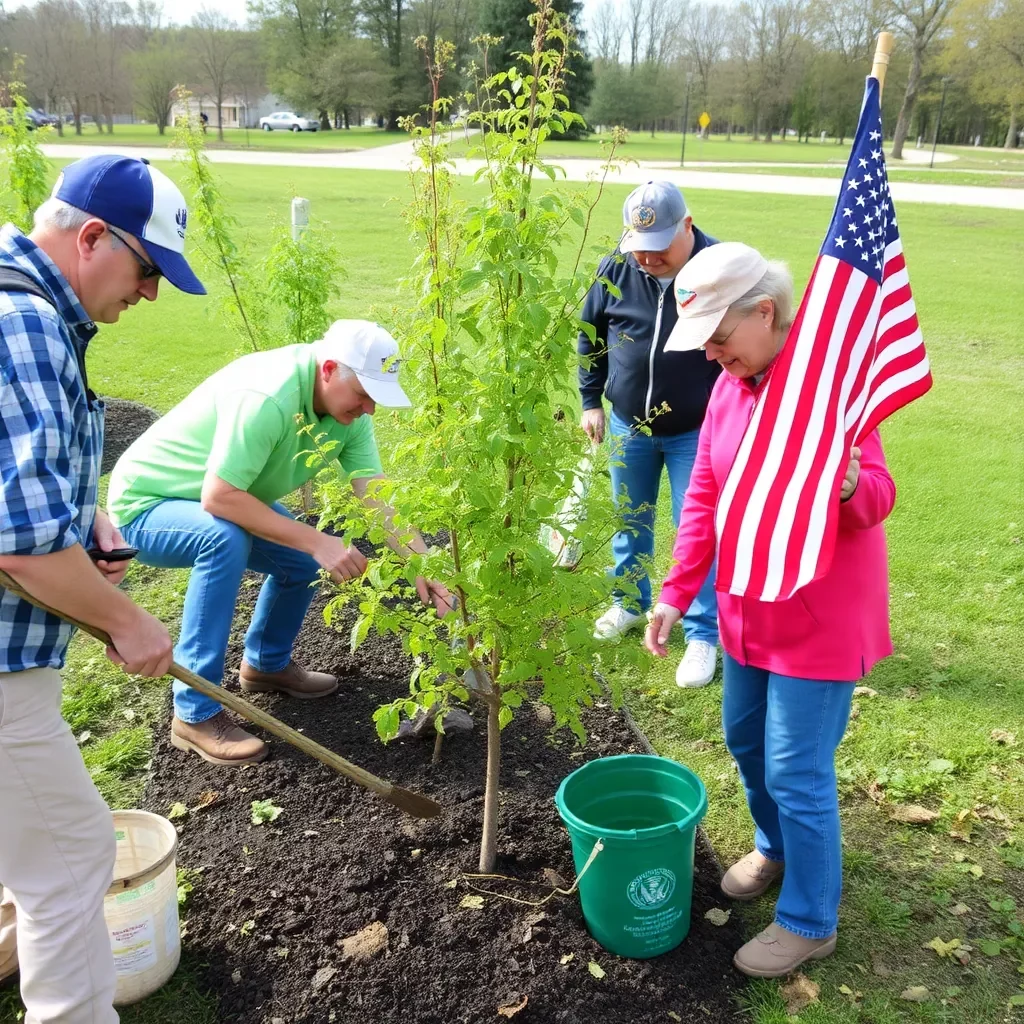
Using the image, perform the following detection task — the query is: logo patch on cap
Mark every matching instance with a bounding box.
[382,356,400,375]
[175,208,187,239]
[676,287,697,308]
[631,205,656,229]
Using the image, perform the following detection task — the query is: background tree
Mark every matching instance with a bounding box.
[477,0,595,135]
[192,8,249,141]
[886,0,957,158]
[130,30,192,133]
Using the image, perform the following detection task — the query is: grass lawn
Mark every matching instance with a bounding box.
[700,164,1024,189]
[1,162,1022,1023]
[38,122,408,153]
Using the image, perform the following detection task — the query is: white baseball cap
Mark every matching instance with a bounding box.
[318,320,411,408]
[664,242,769,352]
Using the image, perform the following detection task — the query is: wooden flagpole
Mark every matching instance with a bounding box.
[871,32,895,97]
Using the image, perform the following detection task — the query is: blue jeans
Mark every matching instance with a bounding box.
[721,654,856,938]
[120,500,320,724]
[608,410,718,643]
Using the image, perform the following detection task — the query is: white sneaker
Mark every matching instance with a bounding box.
[675,640,718,688]
[594,605,644,640]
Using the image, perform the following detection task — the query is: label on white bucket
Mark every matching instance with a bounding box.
[110,917,158,975]
[165,905,181,956]
[626,867,676,910]
[114,879,157,905]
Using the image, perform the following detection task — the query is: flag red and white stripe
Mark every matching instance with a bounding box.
[713,77,931,602]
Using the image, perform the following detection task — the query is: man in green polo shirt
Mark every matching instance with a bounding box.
[109,319,449,765]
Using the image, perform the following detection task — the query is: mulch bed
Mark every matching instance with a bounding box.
[142,581,745,1024]
[100,397,160,475]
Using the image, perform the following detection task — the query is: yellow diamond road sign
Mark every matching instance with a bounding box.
[698,112,711,129]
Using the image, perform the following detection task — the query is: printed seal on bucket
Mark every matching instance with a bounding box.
[626,867,677,910]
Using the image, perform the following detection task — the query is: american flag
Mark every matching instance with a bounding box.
[714,76,932,602]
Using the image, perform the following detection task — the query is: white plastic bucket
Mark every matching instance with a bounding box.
[104,810,181,1006]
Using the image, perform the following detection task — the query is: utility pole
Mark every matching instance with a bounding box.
[679,73,693,168]
[930,77,951,170]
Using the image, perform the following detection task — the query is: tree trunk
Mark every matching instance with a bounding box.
[478,697,501,873]
[217,94,225,141]
[890,46,924,160]
[1005,103,1019,150]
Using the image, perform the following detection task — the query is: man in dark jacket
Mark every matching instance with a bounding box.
[578,180,719,687]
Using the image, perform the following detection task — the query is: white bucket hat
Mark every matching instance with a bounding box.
[664,242,769,352]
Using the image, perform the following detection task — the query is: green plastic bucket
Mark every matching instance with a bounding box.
[554,753,708,959]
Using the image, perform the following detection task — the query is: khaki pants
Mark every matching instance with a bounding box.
[0,668,118,1023]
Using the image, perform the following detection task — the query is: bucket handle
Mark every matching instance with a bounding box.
[460,838,605,908]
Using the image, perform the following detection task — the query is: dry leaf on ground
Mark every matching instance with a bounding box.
[991,729,1016,746]
[923,936,961,958]
[459,894,485,910]
[497,995,528,1018]
[866,780,885,804]
[780,973,820,1015]
[949,903,972,916]
[890,804,940,825]
[853,686,878,698]
[339,922,388,962]
[559,953,575,965]
[704,908,731,926]
[900,985,931,1002]
[976,805,1009,823]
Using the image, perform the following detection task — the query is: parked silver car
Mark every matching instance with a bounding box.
[258,111,318,133]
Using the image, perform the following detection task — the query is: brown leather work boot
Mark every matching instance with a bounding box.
[721,850,785,901]
[238,660,339,700]
[171,712,269,766]
[733,922,837,978]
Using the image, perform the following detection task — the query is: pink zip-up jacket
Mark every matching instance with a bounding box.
[659,371,895,681]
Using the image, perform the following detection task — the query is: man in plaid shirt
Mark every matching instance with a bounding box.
[0,155,204,1023]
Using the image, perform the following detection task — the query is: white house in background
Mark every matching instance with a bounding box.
[170,94,252,129]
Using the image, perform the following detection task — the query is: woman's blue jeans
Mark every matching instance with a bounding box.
[721,653,855,938]
[120,499,320,724]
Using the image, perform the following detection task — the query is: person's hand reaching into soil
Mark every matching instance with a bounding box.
[314,535,369,584]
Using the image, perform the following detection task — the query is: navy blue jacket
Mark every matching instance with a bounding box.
[577,226,722,437]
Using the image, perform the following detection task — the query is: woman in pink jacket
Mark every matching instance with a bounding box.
[645,242,895,978]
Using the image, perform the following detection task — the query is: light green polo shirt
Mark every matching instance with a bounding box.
[107,344,383,527]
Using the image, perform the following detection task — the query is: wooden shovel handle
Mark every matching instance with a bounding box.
[0,569,442,818]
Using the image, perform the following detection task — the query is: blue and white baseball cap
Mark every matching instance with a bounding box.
[52,155,205,295]
[620,180,689,254]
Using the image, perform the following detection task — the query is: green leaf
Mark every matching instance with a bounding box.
[979,939,1003,956]
[587,961,605,979]
[250,799,283,826]
[168,802,189,821]
[498,705,514,730]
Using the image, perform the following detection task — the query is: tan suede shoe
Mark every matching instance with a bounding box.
[171,712,269,766]
[721,850,785,901]
[733,922,837,978]
[239,660,339,700]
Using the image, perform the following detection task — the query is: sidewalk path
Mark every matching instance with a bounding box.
[40,141,1024,211]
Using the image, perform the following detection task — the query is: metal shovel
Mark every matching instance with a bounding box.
[0,569,442,819]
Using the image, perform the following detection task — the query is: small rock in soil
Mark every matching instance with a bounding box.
[312,965,338,992]
[339,921,389,962]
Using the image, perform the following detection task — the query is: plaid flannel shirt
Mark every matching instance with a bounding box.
[0,223,103,672]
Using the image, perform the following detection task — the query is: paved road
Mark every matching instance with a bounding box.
[40,141,1024,211]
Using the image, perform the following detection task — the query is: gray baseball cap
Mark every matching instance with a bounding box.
[620,181,689,254]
